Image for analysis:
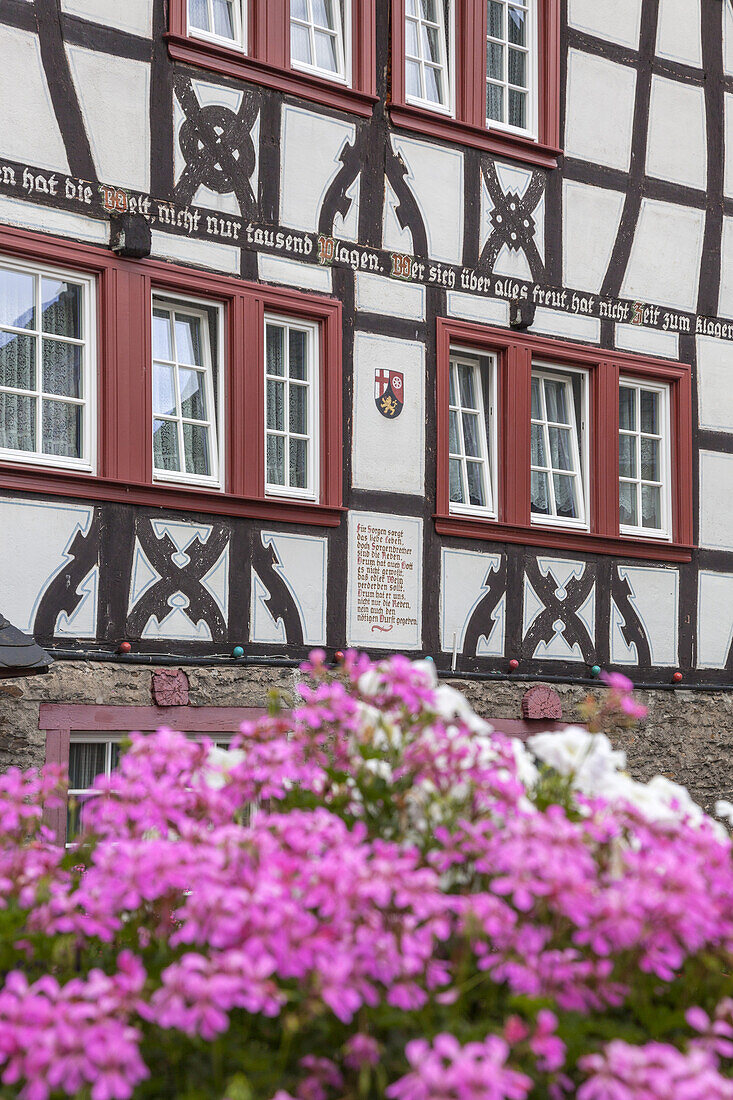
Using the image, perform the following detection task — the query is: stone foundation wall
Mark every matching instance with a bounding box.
[1,661,731,811]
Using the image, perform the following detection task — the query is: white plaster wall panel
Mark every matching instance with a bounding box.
[390,135,464,264]
[699,451,733,551]
[562,181,625,294]
[523,558,595,663]
[66,46,150,192]
[697,572,733,669]
[347,512,423,650]
[279,106,357,237]
[565,51,637,171]
[481,162,545,280]
[383,181,415,255]
[567,0,642,48]
[610,566,679,667]
[0,27,69,173]
[615,324,679,359]
[250,533,327,646]
[151,231,240,275]
[61,0,153,36]
[726,95,733,200]
[531,309,601,343]
[446,292,509,326]
[646,77,706,191]
[620,200,705,312]
[0,498,95,633]
[0,196,109,245]
[355,273,426,320]
[257,254,332,293]
[655,0,702,68]
[440,549,505,656]
[352,333,425,496]
[726,0,733,77]
[719,217,733,320]
[697,336,733,433]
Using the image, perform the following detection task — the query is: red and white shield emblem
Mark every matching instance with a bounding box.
[374,369,404,419]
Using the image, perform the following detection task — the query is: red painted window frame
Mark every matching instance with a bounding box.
[435,320,694,562]
[0,224,343,528]
[390,0,561,168]
[42,702,270,842]
[167,0,377,118]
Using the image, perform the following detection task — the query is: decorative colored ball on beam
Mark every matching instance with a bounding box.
[590,665,601,678]
[334,651,345,663]
[118,642,132,655]
[672,671,683,683]
[424,655,434,663]
[508,659,519,672]
[232,646,245,659]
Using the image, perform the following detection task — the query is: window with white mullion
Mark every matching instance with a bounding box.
[530,368,587,527]
[265,317,318,501]
[448,352,494,516]
[405,0,452,112]
[486,0,536,136]
[619,380,670,538]
[152,298,221,488]
[0,257,93,469]
[291,0,347,82]
[188,0,245,50]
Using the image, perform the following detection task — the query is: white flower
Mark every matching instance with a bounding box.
[412,659,438,688]
[354,702,404,751]
[200,745,246,789]
[432,684,491,735]
[716,800,733,826]
[362,758,393,782]
[509,739,540,790]
[528,726,626,795]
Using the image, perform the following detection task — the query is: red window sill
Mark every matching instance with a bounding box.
[434,515,693,563]
[0,465,344,528]
[166,33,378,118]
[388,103,561,169]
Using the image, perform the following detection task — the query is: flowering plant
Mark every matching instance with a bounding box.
[1,652,733,1100]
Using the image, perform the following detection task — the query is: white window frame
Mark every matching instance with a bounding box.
[0,254,96,474]
[290,0,350,85]
[187,0,246,52]
[485,0,538,140]
[530,362,589,531]
[151,292,224,492]
[448,347,497,519]
[264,314,320,503]
[619,377,672,542]
[405,0,455,116]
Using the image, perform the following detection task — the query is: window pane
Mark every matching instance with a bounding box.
[313,0,335,28]
[619,387,635,431]
[267,379,285,431]
[458,364,476,408]
[553,474,579,520]
[508,48,525,87]
[641,437,660,482]
[508,90,527,129]
[641,389,659,435]
[424,65,444,104]
[42,400,81,458]
[153,364,177,418]
[292,0,308,18]
[449,365,458,406]
[406,0,417,13]
[449,410,460,453]
[487,82,504,122]
[290,383,308,435]
[153,308,173,361]
[290,437,307,489]
[406,18,419,53]
[619,433,636,479]
[154,419,180,471]
[183,423,211,477]
[179,368,207,421]
[267,434,285,485]
[43,340,81,399]
[0,392,35,452]
[487,41,504,80]
[421,22,442,62]
[0,267,35,330]
[41,278,81,339]
[289,329,308,380]
[531,376,541,418]
[175,314,203,366]
[420,0,437,19]
[544,379,568,424]
[619,480,638,527]
[549,426,573,472]
[189,0,210,31]
[291,22,311,63]
[531,423,546,466]
[69,742,107,790]
[462,412,481,458]
[449,458,464,503]
[212,0,235,39]
[266,325,285,376]
[0,332,35,391]
[641,484,662,529]
[466,462,486,507]
[406,60,421,95]
[508,5,526,44]
[315,30,338,71]
[531,470,550,514]
[487,0,503,38]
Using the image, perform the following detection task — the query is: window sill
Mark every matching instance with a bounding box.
[0,464,344,528]
[434,514,693,563]
[388,102,561,169]
[166,33,378,117]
